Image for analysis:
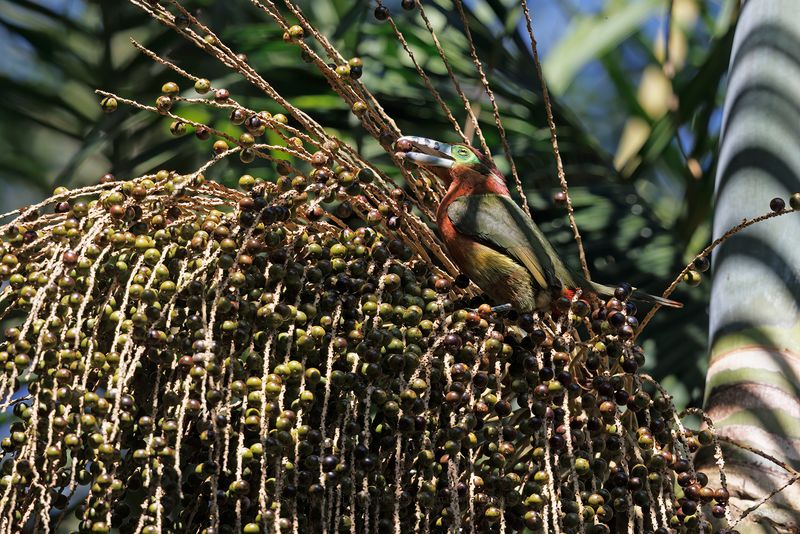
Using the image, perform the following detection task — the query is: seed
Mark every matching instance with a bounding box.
[239,133,255,147]
[336,202,353,218]
[357,167,376,183]
[238,175,256,190]
[194,78,211,93]
[682,270,701,287]
[170,121,188,136]
[352,101,368,115]
[692,255,710,272]
[770,197,785,212]
[311,151,329,167]
[335,64,350,78]
[614,282,632,300]
[213,140,229,154]
[374,5,390,20]
[230,109,247,125]
[554,191,568,207]
[161,81,180,96]
[155,95,173,113]
[109,204,125,219]
[288,25,304,39]
[240,148,256,163]
[91,522,110,533]
[607,311,626,328]
[143,248,161,266]
[682,500,698,515]
[174,13,189,28]
[790,192,800,210]
[100,96,117,113]
[395,138,413,152]
[245,115,265,134]
[572,299,590,317]
[214,88,230,102]
[401,0,416,9]
[195,125,211,140]
[306,205,325,221]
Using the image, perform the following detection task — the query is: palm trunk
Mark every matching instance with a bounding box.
[705,1,800,531]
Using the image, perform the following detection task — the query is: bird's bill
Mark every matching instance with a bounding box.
[395,136,455,169]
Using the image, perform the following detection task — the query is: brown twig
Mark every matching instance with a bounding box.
[453,0,531,217]
[714,434,800,527]
[636,207,797,335]
[520,0,591,280]
[414,1,493,160]
[382,15,469,146]
[714,435,800,479]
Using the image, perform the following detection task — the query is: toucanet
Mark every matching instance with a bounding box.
[395,136,682,314]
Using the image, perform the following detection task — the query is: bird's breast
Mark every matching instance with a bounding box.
[438,212,544,313]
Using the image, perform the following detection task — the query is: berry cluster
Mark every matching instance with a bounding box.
[0,169,729,533]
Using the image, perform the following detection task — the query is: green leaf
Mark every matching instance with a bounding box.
[543,0,662,94]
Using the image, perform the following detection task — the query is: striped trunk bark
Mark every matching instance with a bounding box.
[705,1,800,532]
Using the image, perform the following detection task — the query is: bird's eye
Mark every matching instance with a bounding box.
[452,145,477,163]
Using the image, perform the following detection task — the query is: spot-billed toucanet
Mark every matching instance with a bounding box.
[395,136,682,314]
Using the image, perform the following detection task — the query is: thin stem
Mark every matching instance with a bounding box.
[453,0,531,217]
[520,0,591,280]
[413,0,493,159]
[637,207,796,335]
[382,14,469,145]
[664,0,675,76]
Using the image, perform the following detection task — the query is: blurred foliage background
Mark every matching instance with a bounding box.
[0,0,739,409]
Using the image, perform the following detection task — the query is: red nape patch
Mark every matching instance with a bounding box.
[562,288,576,300]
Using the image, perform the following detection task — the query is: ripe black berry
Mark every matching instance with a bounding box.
[374,6,389,21]
[770,197,786,212]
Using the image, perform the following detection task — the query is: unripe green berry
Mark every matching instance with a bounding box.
[194,78,211,93]
[790,192,800,210]
[170,121,188,136]
[239,175,256,190]
[683,270,701,287]
[100,96,117,113]
[288,25,304,39]
[161,81,180,96]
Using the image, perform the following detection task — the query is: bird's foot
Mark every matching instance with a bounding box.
[467,303,515,319]
[489,303,514,315]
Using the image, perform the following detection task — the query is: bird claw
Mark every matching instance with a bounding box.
[466,303,514,320]
[490,304,514,314]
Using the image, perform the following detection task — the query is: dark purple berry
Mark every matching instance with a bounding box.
[374,6,389,20]
[770,197,786,212]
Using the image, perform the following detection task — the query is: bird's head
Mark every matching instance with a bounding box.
[395,136,508,193]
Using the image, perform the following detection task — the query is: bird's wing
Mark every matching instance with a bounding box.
[447,194,574,290]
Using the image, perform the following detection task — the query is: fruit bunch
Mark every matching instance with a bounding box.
[6,0,790,532]
[0,169,729,533]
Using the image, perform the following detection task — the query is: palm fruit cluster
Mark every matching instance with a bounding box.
[0,167,730,534]
[0,0,741,532]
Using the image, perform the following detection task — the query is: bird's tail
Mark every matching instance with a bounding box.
[586,281,683,309]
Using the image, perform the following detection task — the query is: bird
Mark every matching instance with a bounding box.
[394,135,682,314]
